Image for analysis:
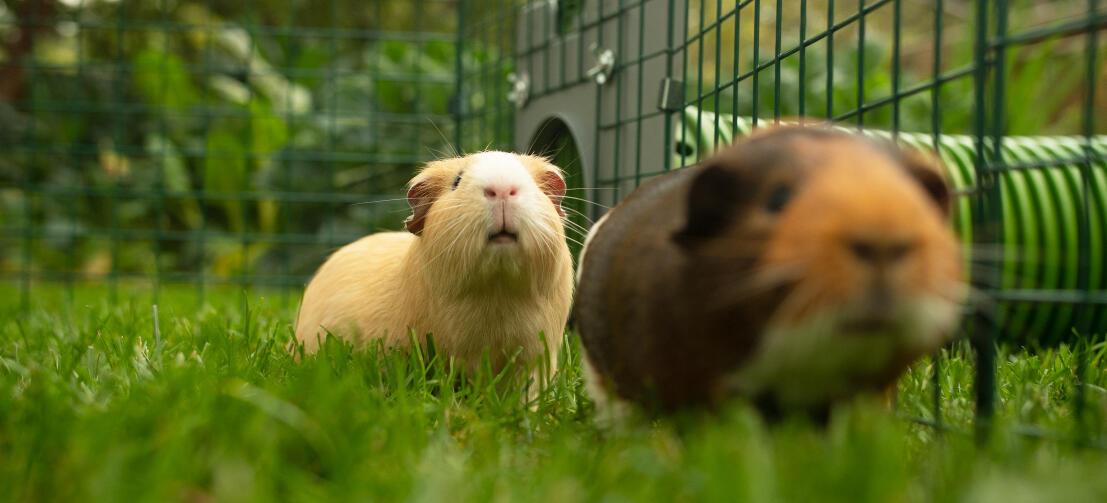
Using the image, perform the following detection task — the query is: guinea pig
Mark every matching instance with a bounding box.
[295,152,575,382]
[575,125,965,421]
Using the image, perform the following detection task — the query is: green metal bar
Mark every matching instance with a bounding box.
[593,0,604,198]
[661,0,676,176]
[680,0,689,166]
[826,0,834,119]
[544,0,551,95]
[856,0,865,128]
[932,0,944,150]
[279,0,299,307]
[108,0,126,304]
[971,0,997,445]
[1073,0,1101,444]
[2,227,375,246]
[240,0,262,294]
[989,12,1107,48]
[731,0,740,134]
[751,0,759,126]
[930,0,945,432]
[0,20,458,41]
[612,0,625,200]
[713,0,722,148]
[560,0,567,89]
[63,0,87,304]
[17,0,42,311]
[454,0,466,150]
[798,0,807,118]
[634,0,646,191]
[696,0,705,159]
[153,0,172,304]
[197,0,215,306]
[498,0,511,148]
[772,0,781,121]
[890,0,901,139]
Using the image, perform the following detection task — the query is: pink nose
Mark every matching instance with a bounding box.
[484,185,519,201]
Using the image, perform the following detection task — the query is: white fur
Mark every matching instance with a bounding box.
[576,212,634,425]
[294,152,575,384]
[725,295,961,409]
[575,212,609,283]
[581,352,633,427]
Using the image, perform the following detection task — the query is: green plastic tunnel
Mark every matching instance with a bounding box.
[672,107,1107,344]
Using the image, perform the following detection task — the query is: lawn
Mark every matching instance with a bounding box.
[2,284,1106,502]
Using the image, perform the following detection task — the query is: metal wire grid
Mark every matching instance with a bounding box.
[1,0,1104,443]
[1,0,459,306]
[458,0,1105,443]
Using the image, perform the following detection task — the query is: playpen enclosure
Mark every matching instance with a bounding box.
[2,0,1105,440]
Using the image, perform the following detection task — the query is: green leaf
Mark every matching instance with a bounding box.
[132,49,198,109]
[249,100,289,155]
[204,128,247,232]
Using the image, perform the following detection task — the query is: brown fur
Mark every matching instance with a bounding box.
[295,152,575,382]
[575,125,964,417]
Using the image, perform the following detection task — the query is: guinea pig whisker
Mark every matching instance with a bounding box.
[560,219,591,237]
[560,233,586,249]
[561,206,597,224]
[425,117,460,158]
[421,217,481,272]
[351,197,414,207]
[536,224,560,259]
[560,196,612,210]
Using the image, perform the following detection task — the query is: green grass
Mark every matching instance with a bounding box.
[2,284,1106,502]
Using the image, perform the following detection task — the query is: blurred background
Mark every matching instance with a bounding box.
[0,0,464,294]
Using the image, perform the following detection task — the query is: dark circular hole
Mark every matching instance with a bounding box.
[674,142,695,157]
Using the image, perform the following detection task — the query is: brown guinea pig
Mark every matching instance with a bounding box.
[575,125,965,421]
[295,152,575,381]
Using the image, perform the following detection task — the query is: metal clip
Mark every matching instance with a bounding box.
[657,77,683,112]
[507,72,530,109]
[586,43,616,86]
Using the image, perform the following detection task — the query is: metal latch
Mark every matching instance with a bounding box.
[657,77,683,112]
[507,72,530,108]
[586,43,616,85]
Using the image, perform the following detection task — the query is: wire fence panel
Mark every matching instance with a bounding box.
[3,0,1105,446]
[1,0,460,306]
[460,0,1106,444]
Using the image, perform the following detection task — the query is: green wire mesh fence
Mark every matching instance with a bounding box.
[1,0,459,305]
[2,0,1106,443]
[458,0,1106,443]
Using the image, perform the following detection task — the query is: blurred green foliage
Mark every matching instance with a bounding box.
[0,0,463,282]
[687,0,1105,135]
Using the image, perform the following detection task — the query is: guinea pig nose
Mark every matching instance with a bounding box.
[848,237,916,266]
[484,185,519,200]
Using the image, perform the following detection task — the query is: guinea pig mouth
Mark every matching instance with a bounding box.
[841,313,900,334]
[488,231,518,244]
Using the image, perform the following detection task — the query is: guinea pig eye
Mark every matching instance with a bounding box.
[452,174,462,189]
[765,185,793,214]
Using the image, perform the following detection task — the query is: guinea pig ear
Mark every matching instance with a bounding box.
[673,163,745,247]
[902,150,952,217]
[405,178,437,235]
[538,169,567,218]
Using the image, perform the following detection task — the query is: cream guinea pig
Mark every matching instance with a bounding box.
[574,125,966,422]
[295,152,575,381]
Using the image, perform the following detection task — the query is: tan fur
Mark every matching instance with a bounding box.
[761,138,962,326]
[295,152,575,382]
[575,125,965,418]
